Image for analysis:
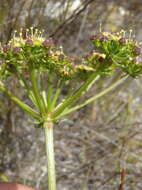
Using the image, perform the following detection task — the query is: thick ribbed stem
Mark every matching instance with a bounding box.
[44,121,56,190]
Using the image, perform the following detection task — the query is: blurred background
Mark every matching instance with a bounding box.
[0,0,142,189]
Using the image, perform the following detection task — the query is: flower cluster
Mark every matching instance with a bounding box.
[0,28,77,81]
[88,31,142,77]
[0,29,142,82]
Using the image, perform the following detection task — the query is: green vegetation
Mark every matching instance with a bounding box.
[0,28,141,190]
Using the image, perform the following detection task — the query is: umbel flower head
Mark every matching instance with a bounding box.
[0,28,77,81]
[0,28,142,83]
[89,30,142,77]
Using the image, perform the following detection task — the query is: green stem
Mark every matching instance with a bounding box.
[40,73,48,108]
[53,73,99,118]
[30,69,46,114]
[44,121,56,190]
[47,74,53,112]
[57,75,128,118]
[17,73,39,109]
[50,82,62,110]
[0,85,40,120]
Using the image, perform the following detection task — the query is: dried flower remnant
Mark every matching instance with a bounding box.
[98,56,105,62]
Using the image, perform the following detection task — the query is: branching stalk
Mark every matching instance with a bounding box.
[50,86,62,110]
[53,73,99,118]
[0,85,40,120]
[47,74,53,112]
[40,73,48,108]
[30,69,46,114]
[17,73,39,109]
[57,75,129,118]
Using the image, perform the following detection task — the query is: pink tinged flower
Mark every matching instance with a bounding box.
[42,40,52,47]
[134,47,141,55]
[3,45,11,52]
[100,37,108,43]
[58,54,65,59]
[25,39,33,46]
[42,41,49,47]
[13,47,21,54]
[42,38,54,47]
[118,38,126,44]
